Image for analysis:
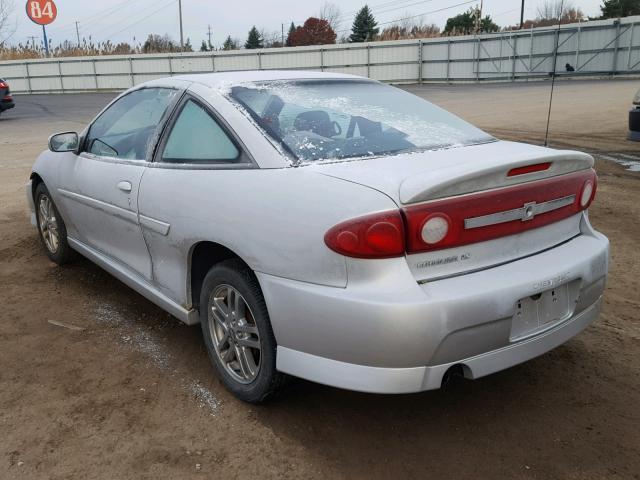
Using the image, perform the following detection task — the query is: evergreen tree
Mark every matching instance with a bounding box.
[600,0,640,18]
[286,22,296,47]
[200,40,209,52]
[443,7,499,35]
[245,26,263,49]
[183,37,193,52]
[223,35,237,50]
[349,5,379,42]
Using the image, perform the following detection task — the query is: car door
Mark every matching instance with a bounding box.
[56,87,181,280]
[138,93,255,302]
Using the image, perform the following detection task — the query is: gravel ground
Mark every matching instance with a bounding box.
[0,79,639,480]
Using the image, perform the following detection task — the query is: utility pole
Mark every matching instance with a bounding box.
[281,23,284,47]
[28,36,37,49]
[475,0,483,34]
[178,0,184,50]
[75,21,81,46]
[520,0,525,29]
[207,24,212,48]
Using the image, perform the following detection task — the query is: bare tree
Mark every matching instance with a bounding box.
[526,0,585,28]
[0,0,16,44]
[319,1,342,32]
[260,29,283,48]
[536,0,574,21]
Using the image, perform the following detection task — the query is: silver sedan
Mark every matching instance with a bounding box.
[27,71,609,402]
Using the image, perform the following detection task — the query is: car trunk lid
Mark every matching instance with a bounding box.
[313,140,595,281]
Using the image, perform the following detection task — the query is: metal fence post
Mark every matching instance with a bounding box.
[475,36,480,82]
[628,23,635,70]
[129,57,134,87]
[499,33,503,74]
[366,44,371,78]
[575,22,581,70]
[169,56,174,76]
[552,28,560,75]
[446,38,451,82]
[417,40,423,84]
[25,62,32,94]
[529,27,534,77]
[92,59,98,90]
[612,20,621,74]
[320,48,324,72]
[57,60,63,92]
[257,51,262,70]
[211,52,215,72]
[511,34,517,81]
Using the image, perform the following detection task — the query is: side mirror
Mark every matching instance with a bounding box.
[49,132,79,153]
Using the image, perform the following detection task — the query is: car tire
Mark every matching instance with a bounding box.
[34,182,75,265]
[199,259,287,403]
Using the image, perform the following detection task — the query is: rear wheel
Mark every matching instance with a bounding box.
[34,183,75,265]
[199,259,287,403]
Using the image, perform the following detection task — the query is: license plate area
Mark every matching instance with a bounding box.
[510,282,574,341]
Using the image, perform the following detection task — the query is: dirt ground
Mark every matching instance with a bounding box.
[0,79,639,480]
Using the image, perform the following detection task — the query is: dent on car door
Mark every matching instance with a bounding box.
[138,96,249,303]
[56,87,181,280]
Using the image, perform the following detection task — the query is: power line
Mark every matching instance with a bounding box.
[99,0,179,42]
[335,0,477,33]
[90,0,175,41]
[340,0,433,20]
[47,0,142,34]
[294,0,437,27]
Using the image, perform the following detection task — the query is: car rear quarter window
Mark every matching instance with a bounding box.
[160,99,240,164]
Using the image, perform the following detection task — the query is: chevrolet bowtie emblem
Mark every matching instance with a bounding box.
[522,202,536,221]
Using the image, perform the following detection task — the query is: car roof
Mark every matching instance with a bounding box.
[170,70,366,88]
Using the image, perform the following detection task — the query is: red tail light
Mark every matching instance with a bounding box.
[324,210,405,258]
[403,169,597,254]
[0,81,7,89]
[325,169,597,258]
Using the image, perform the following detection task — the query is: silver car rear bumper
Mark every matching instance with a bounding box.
[276,298,601,393]
[259,230,609,394]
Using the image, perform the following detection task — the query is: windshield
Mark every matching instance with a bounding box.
[229,79,494,163]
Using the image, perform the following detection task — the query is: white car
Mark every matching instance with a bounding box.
[27,71,609,402]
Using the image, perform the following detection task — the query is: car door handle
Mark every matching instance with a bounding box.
[117,181,132,193]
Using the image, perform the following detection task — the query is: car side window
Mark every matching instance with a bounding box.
[161,100,240,164]
[85,88,178,161]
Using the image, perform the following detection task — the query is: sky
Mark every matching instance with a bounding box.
[7,0,604,49]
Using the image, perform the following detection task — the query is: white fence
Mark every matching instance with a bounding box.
[1,15,639,93]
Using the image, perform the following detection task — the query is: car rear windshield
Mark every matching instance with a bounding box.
[229,79,494,164]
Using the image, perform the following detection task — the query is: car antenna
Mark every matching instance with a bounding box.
[544,0,565,147]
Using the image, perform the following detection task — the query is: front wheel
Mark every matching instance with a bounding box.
[34,183,75,265]
[199,259,287,403]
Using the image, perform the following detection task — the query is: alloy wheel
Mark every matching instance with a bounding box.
[208,284,261,384]
[38,194,59,254]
